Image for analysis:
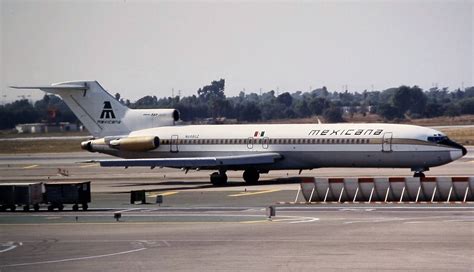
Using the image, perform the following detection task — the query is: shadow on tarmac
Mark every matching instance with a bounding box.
[111,176,304,193]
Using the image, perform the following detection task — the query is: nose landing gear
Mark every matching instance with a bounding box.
[413,172,425,178]
[412,167,428,178]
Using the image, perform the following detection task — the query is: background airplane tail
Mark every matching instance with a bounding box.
[11,81,179,138]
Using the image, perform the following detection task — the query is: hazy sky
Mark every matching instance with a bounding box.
[1,0,473,102]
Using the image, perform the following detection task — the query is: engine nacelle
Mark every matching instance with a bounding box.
[81,138,108,152]
[108,136,160,152]
[81,136,160,152]
[125,109,180,131]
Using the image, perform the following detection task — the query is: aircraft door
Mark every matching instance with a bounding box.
[382,132,392,152]
[247,137,254,149]
[171,135,179,153]
[262,137,269,149]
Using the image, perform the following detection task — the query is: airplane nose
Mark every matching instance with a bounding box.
[461,145,467,156]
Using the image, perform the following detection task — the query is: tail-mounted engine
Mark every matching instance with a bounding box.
[81,136,160,153]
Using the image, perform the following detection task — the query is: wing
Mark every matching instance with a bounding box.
[96,153,282,169]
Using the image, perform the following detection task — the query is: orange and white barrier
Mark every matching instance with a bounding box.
[299,177,474,203]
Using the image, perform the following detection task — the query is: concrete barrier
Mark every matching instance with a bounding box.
[300,177,474,203]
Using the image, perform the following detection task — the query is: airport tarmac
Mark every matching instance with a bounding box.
[0,150,473,271]
[1,204,473,271]
[0,147,473,193]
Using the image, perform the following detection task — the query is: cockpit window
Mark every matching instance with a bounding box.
[427,135,448,143]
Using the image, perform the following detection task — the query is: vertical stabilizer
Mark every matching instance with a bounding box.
[11,81,131,137]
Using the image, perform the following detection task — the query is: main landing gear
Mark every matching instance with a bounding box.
[210,170,228,186]
[243,168,260,185]
[210,168,261,186]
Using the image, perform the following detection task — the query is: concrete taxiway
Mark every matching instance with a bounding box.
[0,150,473,271]
[1,204,473,271]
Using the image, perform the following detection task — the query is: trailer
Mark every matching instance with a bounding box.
[44,181,91,211]
[0,183,44,211]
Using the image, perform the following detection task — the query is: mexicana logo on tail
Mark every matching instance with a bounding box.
[100,101,116,119]
[98,101,121,124]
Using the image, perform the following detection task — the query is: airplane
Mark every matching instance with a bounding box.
[11,81,467,186]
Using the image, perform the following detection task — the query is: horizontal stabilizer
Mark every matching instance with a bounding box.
[10,85,88,91]
[97,153,282,168]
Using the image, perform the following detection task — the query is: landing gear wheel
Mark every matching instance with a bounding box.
[210,172,228,186]
[47,205,54,211]
[58,204,64,211]
[72,204,79,211]
[82,203,88,211]
[414,172,425,178]
[23,205,30,212]
[243,169,260,185]
[10,205,16,212]
[33,204,40,212]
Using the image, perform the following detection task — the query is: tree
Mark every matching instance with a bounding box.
[322,106,344,123]
[276,92,292,107]
[390,86,427,118]
[197,79,225,101]
[294,99,311,118]
[459,98,474,114]
[377,103,403,120]
[308,97,330,115]
[238,102,261,122]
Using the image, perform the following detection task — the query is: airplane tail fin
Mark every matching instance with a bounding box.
[11,81,130,137]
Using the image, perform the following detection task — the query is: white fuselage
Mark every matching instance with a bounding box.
[100,123,463,171]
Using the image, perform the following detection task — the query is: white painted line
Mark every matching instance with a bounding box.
[1,247,146,267]
[0,242,18,253]
[114,208,143,213]
[289,217,320,224]
[228,189,280,197]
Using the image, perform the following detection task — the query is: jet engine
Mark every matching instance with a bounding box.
[109,136,160,152]
[81,136,160,152]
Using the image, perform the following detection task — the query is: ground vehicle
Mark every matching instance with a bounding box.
[44,181,91,211]
[0,183,43,211]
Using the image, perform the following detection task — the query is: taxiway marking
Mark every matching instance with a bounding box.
[79,164,98,168]
[1,247,147,267]
[228,189,280,197]
[0,242,19,253]
[22,164,38,169]
[147,191,179,197]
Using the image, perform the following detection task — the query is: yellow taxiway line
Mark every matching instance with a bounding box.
[228,189,281,197]
[147,191,179,198]
[22,164,39,169]
[79,164,98,168]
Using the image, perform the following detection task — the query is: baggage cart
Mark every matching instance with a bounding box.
[0,182,44,212]
[44,181,91,211]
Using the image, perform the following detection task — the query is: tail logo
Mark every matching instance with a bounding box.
[100,101,116,119]
[98,101,121,124]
